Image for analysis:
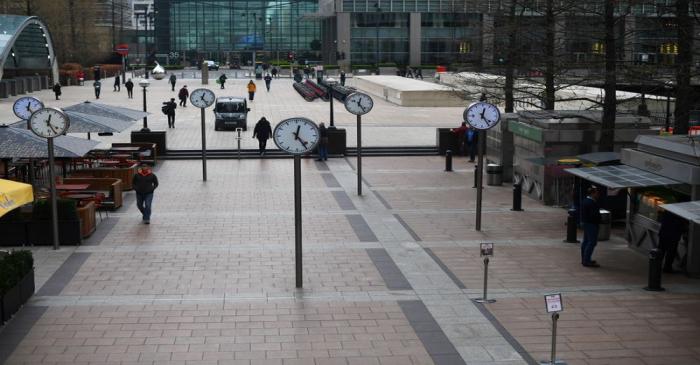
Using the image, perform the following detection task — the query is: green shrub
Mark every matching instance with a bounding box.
[32,199,78,221]
[0,250,33,295]
[351,64,375,70]
[323,65,339,70]
[377,62,397,67]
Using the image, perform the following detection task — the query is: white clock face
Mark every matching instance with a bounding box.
[344,92,374,115]
[464,102,501,130]
[13,97,44,120]
[29,108,70,138]
[273,117,320,155]
[190,88,215,108]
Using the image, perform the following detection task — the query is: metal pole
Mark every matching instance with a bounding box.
[357,114,362,196]
[550,313,559,364]
[474,257,496,303]
[48,138,59,250]
[201,108,207,181]
[294,155,303,288]
[665,94,671,132]
[237,128,242,160]
[142,87,148,131]
[475,130,486,231]
[329,84,335,127]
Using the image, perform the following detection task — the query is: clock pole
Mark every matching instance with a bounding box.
[357,115,362,196]
[47,137,60,250]
[475,130,486,231]
[200,107,207,181]
[294,155,303,288]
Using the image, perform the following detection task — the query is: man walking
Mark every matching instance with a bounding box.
[163,98,177,128]
[340,70,346,86]
[169,73,177,91]
[93,80,101,99]
[581,187,602,267]
[132,164,159,224]
[178,85,189,107]
[113,74,120,91]
[52,83,62,100]
[125,79,134,98]
[252,117,272,156]
[264,73,272,92]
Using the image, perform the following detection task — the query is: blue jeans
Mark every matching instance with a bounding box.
[581,222,599,264]
[136,193,154,221]
[318,144,328,160]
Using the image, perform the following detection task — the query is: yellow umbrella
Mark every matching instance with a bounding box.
[0,179,33,218]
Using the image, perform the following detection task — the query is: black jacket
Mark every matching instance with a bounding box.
[658,212,685,245]
[132,172,159,194]
[163,101,176,116]
[581,197,601,224]
[253,119,272,140]
[125,81,134,90]
[52,84,61,95]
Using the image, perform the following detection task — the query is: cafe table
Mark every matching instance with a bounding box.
[55,183,90,191]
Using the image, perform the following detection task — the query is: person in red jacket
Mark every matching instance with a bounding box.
[132,164,159,224]
[178,85,189,107]
[451,121,468,156]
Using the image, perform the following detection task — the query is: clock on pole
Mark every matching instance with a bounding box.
[343,92,374,195]
[13,96,44,121]
[189,88,216,181]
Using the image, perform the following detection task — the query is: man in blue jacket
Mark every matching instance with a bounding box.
[581,187,601,267]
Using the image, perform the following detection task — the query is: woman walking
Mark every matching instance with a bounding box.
[253,117,272,156]
[52,83,62,100]
[247,80,257,101]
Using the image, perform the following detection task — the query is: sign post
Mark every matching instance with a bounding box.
[474,243,495,304]
[541,293,566,365]
[115,44,129,85]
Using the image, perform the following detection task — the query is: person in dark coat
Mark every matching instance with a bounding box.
[52,83,61,100]
[465,126,478,162]
[178,85,189,107]
[316,122,329,161]
[271,66,278,79]
[264,73,272,92]
[451,122,468,156]
[93,65,101,81]
[169,73,177,91]
[252,117,272,156]
[340,70,346,86]
[113,74,120,91]
[163,98,177,128]
[658,210,687,273]
[132,164,159,224]
[93,80,101,99]
[580,187,602,267]
[125,79,134,98]
[415,68,423,79]
[218,74,227,89]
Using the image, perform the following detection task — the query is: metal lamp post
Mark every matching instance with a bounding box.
[326,77,338,128]
[139,79,150,131]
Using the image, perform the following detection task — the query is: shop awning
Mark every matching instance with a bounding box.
[660,201,700,224]
[0,179,33,218]
[565,165,681,189]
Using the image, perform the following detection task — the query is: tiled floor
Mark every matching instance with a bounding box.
[2,156,699,365]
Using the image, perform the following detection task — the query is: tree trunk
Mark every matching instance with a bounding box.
[68,0,77,61]
[674,0,691,135]
[543,0,556,110]
[600,0,617,152]
[505,0,517,113]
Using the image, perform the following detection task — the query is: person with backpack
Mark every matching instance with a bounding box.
[264,73,272,92]
[169,73,177,91]
[125,79,134,98]
[252,117,272,156]
[178,85,189,107]
[93,80,101,99]
[162,98,177,128]
[218,74,227,89]
[247,80,257,101]
[52,83,62,100]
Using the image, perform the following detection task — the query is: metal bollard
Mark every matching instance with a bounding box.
[512,183,523,211]
[644,249,665,291]
[565,209,578,243]
[474,257,496,304]
[445,150,453,171]
[473,164,478,188]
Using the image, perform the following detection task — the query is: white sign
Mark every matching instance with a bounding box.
[480,242,494,257]
[545,293,563,313]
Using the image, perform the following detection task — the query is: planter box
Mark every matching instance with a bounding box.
[327,128,347,155]
[1,282,21,323]
[131,131,167,156]
[19,270,35,305]
[28,220,82,245]
[436,128,460,155]
[0,221,28,246]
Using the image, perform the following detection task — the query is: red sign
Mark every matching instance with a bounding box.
[115,43,129,56]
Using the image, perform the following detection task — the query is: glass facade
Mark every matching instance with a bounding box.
[421,13,481,65]
[155,0,320,61]
[350,13,409,64]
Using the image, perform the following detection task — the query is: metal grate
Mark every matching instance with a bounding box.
[565,165,680,189]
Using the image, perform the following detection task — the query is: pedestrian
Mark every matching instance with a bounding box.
[340,70,346,86]
[247,80,257,101]
[169,73,177,91]
[303,66,310,79]
[415,68,423,79]
[451,121,468,156]
[406,67,414,78]
[316,122,329,161]
[580,187,602,268]
[465,126,478,162]
[218,73,227,89]
[113,74,120,91]
[93,65,101,81]
[657,210,687,273]
[52,83,61,100]
[252,117,272,156]
[93,80,101,99]
[264,73,272,92]
[163,98,177,128]
[479,93,487,102]
[271,66,278,79]
[132,164,159,225]
[77,70,85,86]
[178,85,189,107]
[125,78,134,98]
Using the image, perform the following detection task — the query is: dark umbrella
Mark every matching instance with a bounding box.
[63,101,148,121]
[0,125,99,159]
[9,111,135,135]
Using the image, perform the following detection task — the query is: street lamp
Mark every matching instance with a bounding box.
[139,79,150,131]
[326,77,338,129]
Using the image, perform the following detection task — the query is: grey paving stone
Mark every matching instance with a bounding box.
[0,306,47,363]
[36,252,91,296]
[423,248,466,289]
[332,191,357,210]
[346,214,378,242]
[398,300,465,365]
[82,216,120,246]
[366,249,412,291]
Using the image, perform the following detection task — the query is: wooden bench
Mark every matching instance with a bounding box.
[112,142,158,165]
[62,178,123,210]
[69,163,136,191]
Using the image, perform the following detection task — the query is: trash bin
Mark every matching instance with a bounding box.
[598,209,611,241]
[486,164,503,186]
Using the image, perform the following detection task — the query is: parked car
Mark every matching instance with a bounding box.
[214,97,249,131]
[203,60,219,70]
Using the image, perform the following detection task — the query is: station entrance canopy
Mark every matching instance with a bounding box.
[565,165,681,189]
[660,201,700,224]
[0,15,58,82]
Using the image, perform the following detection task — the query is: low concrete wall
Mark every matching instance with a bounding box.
[353,76,466,107]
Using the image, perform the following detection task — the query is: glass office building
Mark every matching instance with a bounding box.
[154,0,321,63]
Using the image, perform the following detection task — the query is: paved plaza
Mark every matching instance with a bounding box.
[0,74,464,149]
[2,155,700,365]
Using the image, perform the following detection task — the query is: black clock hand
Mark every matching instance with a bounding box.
[295,125,301,139]
[48,123,60,134]
[45,114,52,125]
[480,108,486,121]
